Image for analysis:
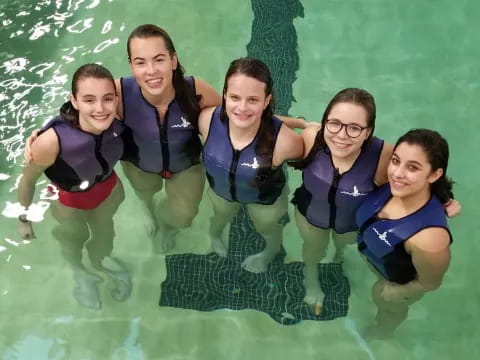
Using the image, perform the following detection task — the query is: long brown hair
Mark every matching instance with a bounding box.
[127,24,200,127]
[221,57,276,162]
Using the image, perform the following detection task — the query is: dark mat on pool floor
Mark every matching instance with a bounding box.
[159,207,350,325]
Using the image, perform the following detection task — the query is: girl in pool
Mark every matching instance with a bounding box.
[17,63,130,310]
[198,57,304,273]
[356,128,453,337]
[292,88,460,314]
[118,24,221,252]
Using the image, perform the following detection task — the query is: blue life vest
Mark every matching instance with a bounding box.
[120,76,201,176]
[41,116,124,192]
[293,137,383,233]
[202,106,286,204]
[356,184,452,284]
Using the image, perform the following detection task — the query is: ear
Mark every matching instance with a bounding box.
[428,168,443,184]
[365,127,373,138]
[70,94,79,110]
[264,94,272,109]
[172,52,178,70]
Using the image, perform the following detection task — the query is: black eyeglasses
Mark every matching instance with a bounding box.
[325,119,368,138]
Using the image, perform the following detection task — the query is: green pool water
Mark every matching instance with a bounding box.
[0,0,478,359]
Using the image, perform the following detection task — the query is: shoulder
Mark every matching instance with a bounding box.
[273,124,304,165]
[32,128,59,166]
[406,227,451,254]
[301,125,320,157]
[198,106,217,140]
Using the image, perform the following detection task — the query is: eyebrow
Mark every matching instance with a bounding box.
[392,153,423,167]
[327,117,364,126]
[132,53,167,62]
[81,92,115,98]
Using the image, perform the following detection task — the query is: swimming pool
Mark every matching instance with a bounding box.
[1,0,478,359]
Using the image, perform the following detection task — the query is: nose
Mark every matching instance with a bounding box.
[146,61,156,75]
[337,125,349,139]
[392,164,405,178]
[237,99,248,112]
[94,101,105,113]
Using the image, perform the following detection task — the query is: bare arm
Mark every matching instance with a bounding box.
[300,125,320,159]
[18,129,58,239]
[381,227,451,301]
[198,106,216,143]
[272,125,304,166]
[195,78,222,109]
[19,129,58,208]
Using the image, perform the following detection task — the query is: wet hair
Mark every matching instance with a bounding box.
[293,88,376,169]
[394,128,454,203]
[220,57,276,163]
[60,63,116,126]
[126,24,200,127]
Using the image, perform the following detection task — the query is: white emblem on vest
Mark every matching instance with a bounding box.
[373,227,392,247]
[340,185,367,197]
[171,116,192,128]
[240,157,259,169]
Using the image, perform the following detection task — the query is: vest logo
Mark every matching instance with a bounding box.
[373,227,392,247]
[240,157,259,169]
[340,185,367,197]
[171,116,192,128]
[113,132,118,137]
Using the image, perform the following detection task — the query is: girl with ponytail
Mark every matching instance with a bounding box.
[356,128,456,338]
[17,63,130,310]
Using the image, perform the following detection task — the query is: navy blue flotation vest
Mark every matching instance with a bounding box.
[356,184,452,284]
[293,137,383,233]
[41,116,124,192]
[120,76,201,176]
[202,106,286,204]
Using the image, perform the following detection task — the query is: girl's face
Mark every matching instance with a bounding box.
[224,73,271,130]
[323,102,371,162]
[128,36,177,99]
[71,77,118,135]
[388,142,443,199]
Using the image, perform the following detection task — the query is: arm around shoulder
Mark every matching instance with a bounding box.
[273,125,304,166]
[195,78,222,109]
[374,141,394,186]
[198,106,216,142]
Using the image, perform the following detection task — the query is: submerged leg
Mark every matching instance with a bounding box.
[121,160,163,237]
[207,188,240,257]
[365,279,423,338]
[332,230,357,263]
[295,208,330,314]
[243,187,288,273]
[87,181,131,302]
[156,164,205,253]
[51,204,101,310]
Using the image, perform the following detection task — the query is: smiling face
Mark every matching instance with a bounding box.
[128,36,177,100]
[223,73,272,130]
[323,102,372,162]
[388,142,443,199]
[71,77,118,135]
